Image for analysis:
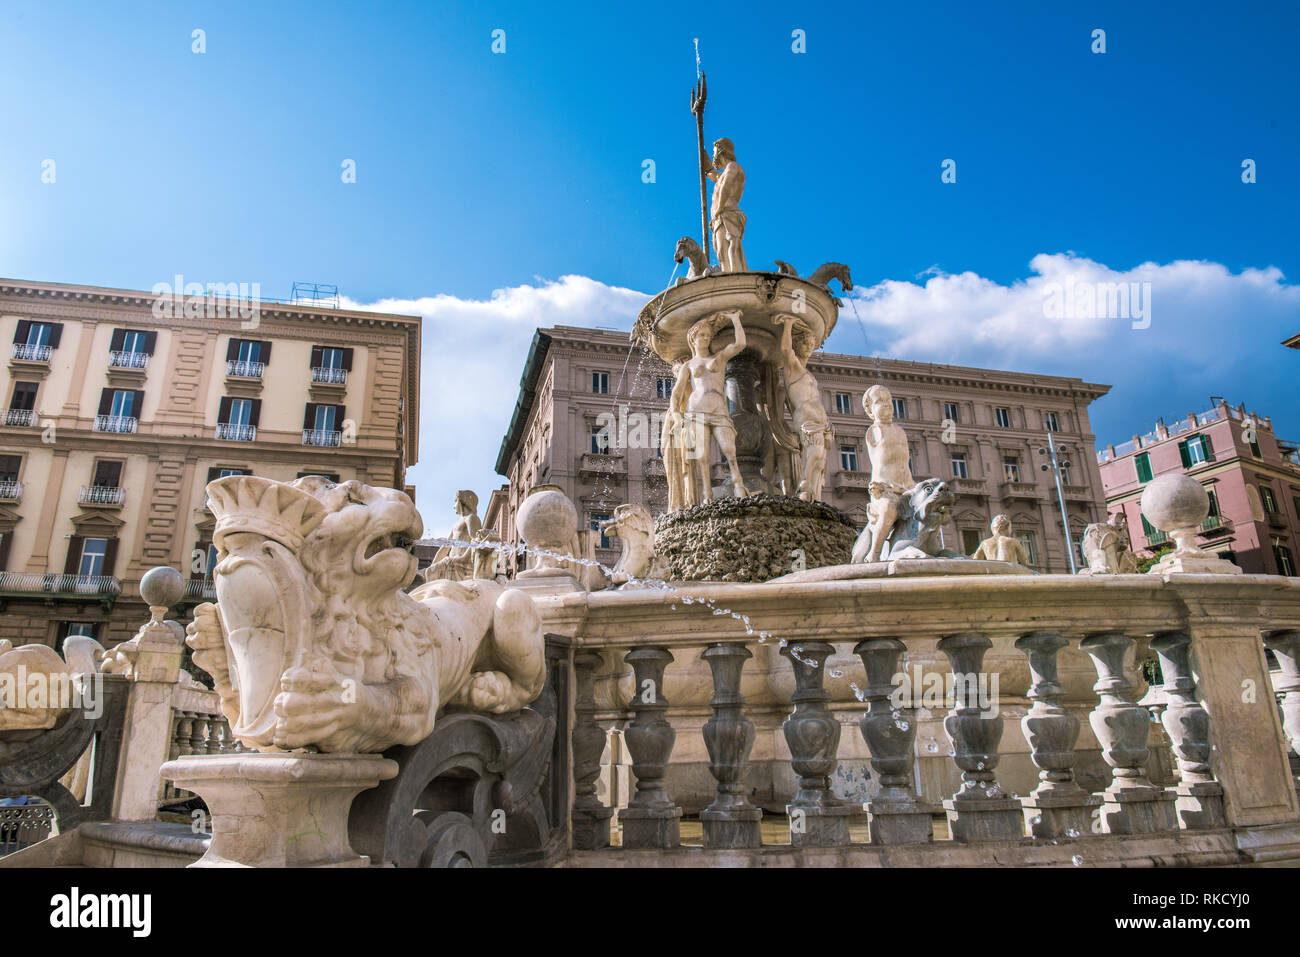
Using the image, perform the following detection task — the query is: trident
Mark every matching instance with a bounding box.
[691,72,710,266]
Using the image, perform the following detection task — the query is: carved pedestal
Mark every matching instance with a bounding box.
[1014,631,1100,840]
[855,638,936,844]
[701,643,762,848]
[620,648,682,849]
[938,632,1024,843]
[571,651,614,849]
[782,641,855,846]
[162,752,397,867]
[1080,632,1178,834]
[1151,631,1226,829]
[1263,630,1300,792]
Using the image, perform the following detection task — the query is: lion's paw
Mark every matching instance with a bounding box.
[466,670,515,713]
[272,667,357,750]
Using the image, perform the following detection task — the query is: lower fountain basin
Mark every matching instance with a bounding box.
[654,493,857,582]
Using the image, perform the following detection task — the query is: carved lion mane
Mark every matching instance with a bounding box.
[187,475,546,754]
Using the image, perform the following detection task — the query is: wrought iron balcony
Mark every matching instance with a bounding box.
[93,415,138,434]
[184,578,217,601]
[0,572,122,597]
[1199,514,1233,537]
[78,485,126,506]
[226,359,265,379]
[108,351,150,370]
[215,423,256,442]
[11,343,51,362]
[1147,529,1169,546]
[0,480,21,502]
[311,366,348,385]
[302,428,341,447]
[4,409,35,428]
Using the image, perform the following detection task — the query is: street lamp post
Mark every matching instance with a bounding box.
[1039,432,1078,574]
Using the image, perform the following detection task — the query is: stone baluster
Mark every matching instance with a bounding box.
[855,637,936,844]
[1150,630,1226,828]
[571,650,614,849]
[937,632,1024,842]
[1263,630,1300,791]
[1080,631,1177,833]
[172,712,192,759]
[701,643,762,848]
[205,716,225,754]
[780,641,856,846]
[187,712,208,755]
[1014,631,1099,839]
[619,647,681,849]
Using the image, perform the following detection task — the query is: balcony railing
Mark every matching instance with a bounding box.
[93,415,138,433]
[1147,529,1169,546]
[4,409,35,428]
[184,578,217,601]
[0,572,122,597]
[78,485,126,506]
[999,480,1038,501]
[302,429,342,447]
[108,351,150,370]
[949,476,987,497]
[1267,510,1287,529]
[215,423,256,442]
[578,452,626,479]
[226,359,265,379]
[0,480,21,502]
[11,343,51,362]
[833,469,872,491]
[1199,514,1233,535]
[311,366,348,385]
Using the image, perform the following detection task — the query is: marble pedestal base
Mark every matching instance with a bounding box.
[1098,785,1179,834]
[1152,554,1243,577]
[573,805,615,849]
[620,806,682,849]
[702,805,762,849]
[789,803,858,847]
[944,794,1026,843]
[1174,782,1227,830]
[868,798,938,845]
[161,752,397,868]
[1021,789,1102,840]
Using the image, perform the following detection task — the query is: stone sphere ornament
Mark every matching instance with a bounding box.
[140,565,185,610]
[1140,474,1209,554]
[516,485,579,575]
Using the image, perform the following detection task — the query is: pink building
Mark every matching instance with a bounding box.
[1097,398,1300,575]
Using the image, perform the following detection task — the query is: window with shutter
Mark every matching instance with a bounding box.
[92,460,123,488]
[10,382,38,411]
[1135,452,1153,483]
[0,455,20,481]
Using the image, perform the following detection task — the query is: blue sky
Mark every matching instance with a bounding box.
[3,1,1298,527]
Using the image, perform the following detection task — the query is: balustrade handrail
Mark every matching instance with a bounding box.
[302,428,341,446]
[93,414,138,433]
[11,342,51,362]
[108,350,149,370]
[226,359,265,378]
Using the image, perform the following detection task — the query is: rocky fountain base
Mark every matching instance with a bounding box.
[653,493,857,582]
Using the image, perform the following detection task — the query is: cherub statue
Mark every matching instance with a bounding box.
[682,310,750,502]
[971,513,1032,566]
[861,384,914,562]
[774,313,830,502]
[425,489,482,581]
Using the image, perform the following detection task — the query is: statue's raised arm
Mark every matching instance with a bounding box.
[716,309,747,363]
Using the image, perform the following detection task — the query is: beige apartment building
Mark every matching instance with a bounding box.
[0,278,419,650]
[489,325,1111,574]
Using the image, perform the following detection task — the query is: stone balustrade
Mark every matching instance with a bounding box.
[158,685,242,807]
[557,570,1300,862]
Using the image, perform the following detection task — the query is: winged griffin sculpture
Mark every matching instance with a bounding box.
[186,475,547,754]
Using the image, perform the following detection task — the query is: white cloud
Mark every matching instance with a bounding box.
[345,255,1300,531]
[342,275,647,533]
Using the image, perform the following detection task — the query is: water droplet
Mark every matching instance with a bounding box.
[926,740,939,753]
[1066,827,1081,839]
[828,668,843,679]
[1071,855,1084,866]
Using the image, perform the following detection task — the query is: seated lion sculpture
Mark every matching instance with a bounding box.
[186,475,547,754]
[851,478,965,563]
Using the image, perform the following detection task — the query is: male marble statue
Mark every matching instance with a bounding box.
[682,310,750,502]
[424,489,482,582]
[971,514,1032,565]
[700,137,747,273]
[861,384,914,562]
[774,313,830,502]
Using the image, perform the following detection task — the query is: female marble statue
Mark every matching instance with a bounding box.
[681,310,749,502]
[425,489,482,581]
[661,360,698,511]
[774,314,830,502]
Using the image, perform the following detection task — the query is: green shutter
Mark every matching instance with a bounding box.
[1135,453,1153,483]
[1141,514,1155,536]
[1178,441,1192,469]
[1200,434,1213,461]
